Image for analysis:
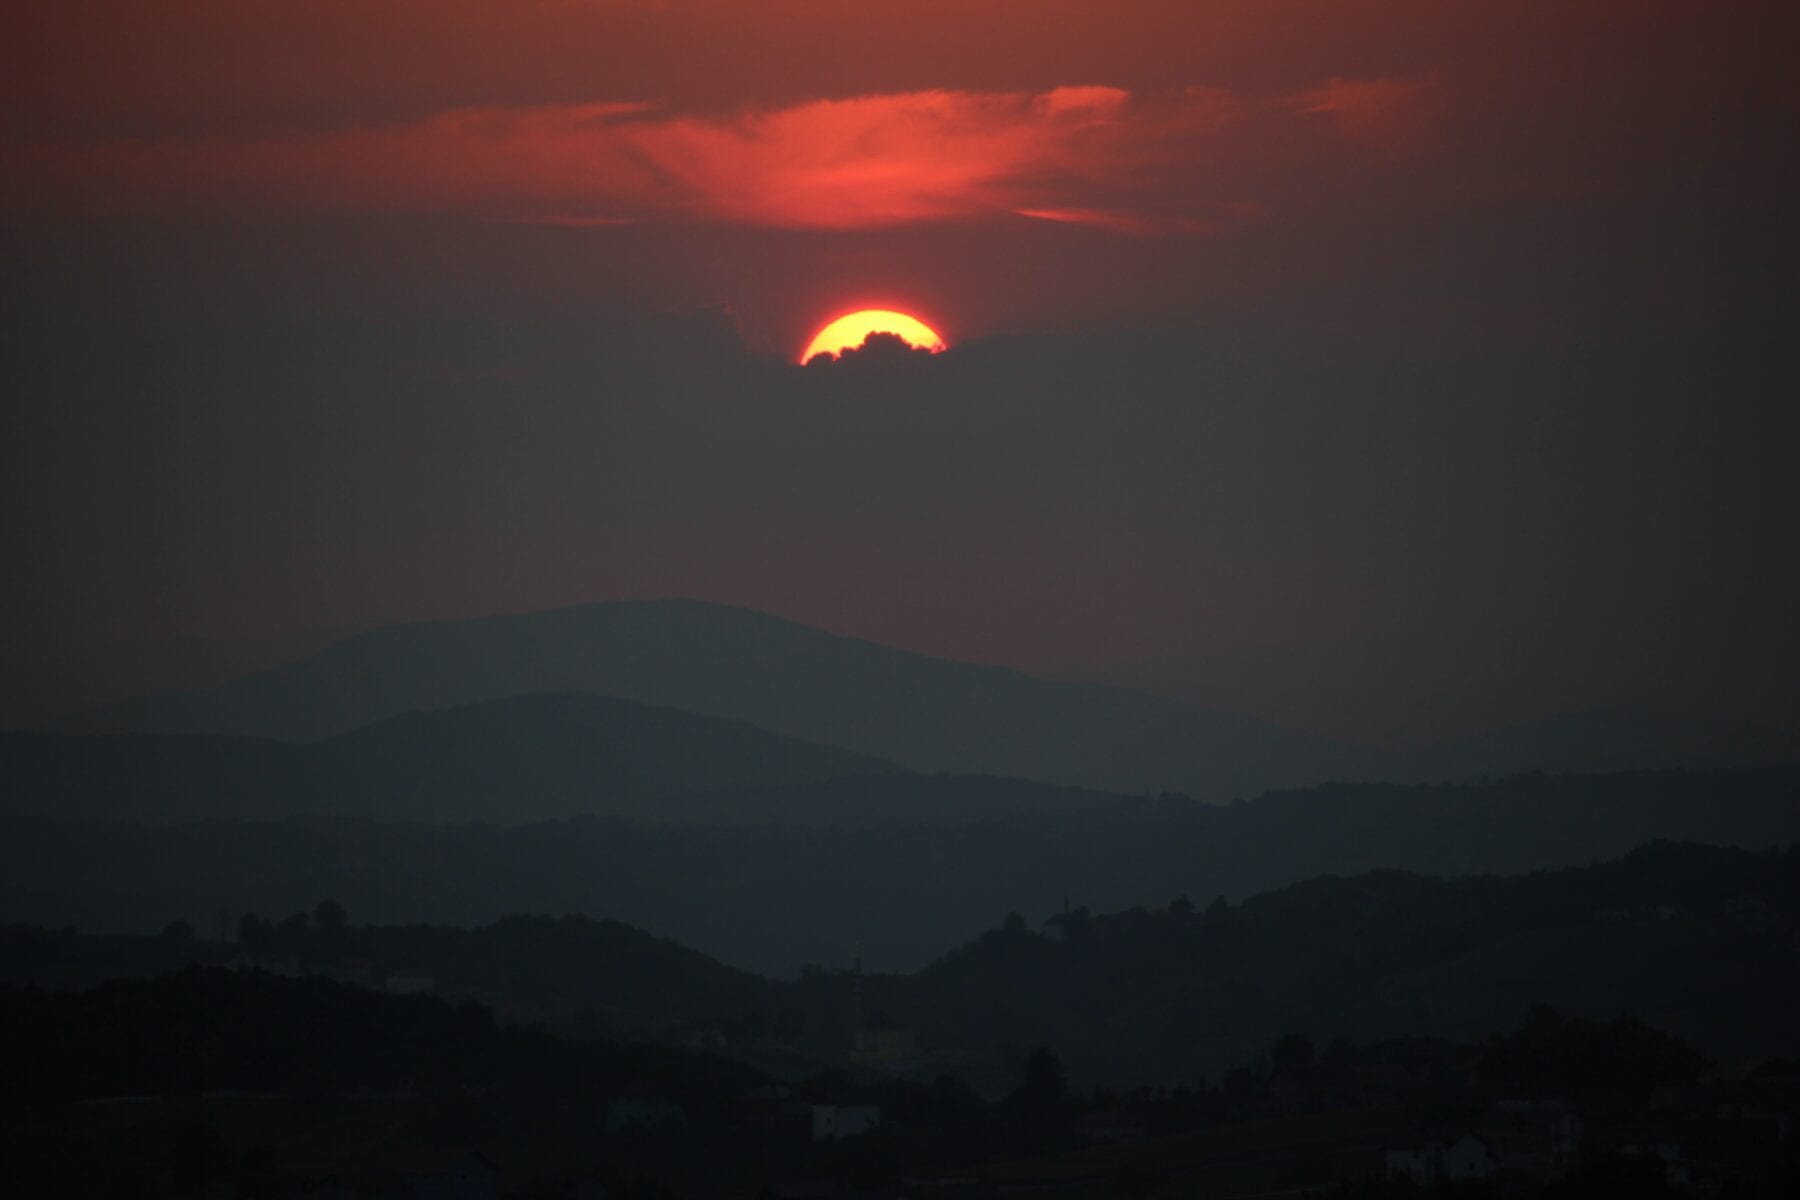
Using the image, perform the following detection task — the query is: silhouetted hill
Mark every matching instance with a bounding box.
[0,912,776,1038]
[6,843,1796,1092]
[57,599,1363,799]
[1060,650,1800,776]
[318,692,899,822]
[2,692,902,823]
[3,767,1795,974]
[0,730,322,822]
[1212,767,1800,879]
[866,840,1800,1082]
[1398,707,1800,780]
[0,965,775,1200]
[0,964,762,1106]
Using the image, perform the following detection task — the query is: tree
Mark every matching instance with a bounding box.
[1045,905,1091,941]
[1111,1163,1168,1199]
[237,913,272,958]
[1322,1036,1356,1081]
[160,918,195,945]
[275,911,309,952]
[773,1008,807,1045]
[1017,1046,1068,1107]
[1008,1045,1073,1147]
[734,1007,769,1043]
[170,1122,227,1194]
[1271,1033,1316,1076]
[1003,911,1027,936]
[314,899,348,935]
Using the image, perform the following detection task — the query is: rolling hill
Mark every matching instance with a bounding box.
[3,691,901,823]
[4,766,1796,975]
[57,599,1364,800]
[870,840,1800,1083]
[6,842,1796,1089]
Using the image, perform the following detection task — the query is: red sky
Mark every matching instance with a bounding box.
[3,1,1797,739]
[8,1,1794,347]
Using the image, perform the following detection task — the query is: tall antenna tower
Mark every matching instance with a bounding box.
[851,941,864,1038]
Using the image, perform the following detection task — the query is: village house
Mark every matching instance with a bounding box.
[850,1020,918,1065]
[1479,1100,1584,1173]
[1076,1107,1148,1145]
[1385,1133,1494,1183]
[812,1104,881,1141]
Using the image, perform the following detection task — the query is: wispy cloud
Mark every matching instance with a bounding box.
[1291,75,1443,153]
[12,81,1430,232]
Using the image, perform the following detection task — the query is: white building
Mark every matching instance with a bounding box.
[1386,1134,1493,1183]
[811,1104,880,1141]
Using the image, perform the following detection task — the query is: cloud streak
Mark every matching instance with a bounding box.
[10,81,1424,233]
[1291,75,1443,153]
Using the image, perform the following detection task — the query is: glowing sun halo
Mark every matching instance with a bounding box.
[802,309,947,363]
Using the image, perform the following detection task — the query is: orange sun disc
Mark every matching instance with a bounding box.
[801,309,947,363]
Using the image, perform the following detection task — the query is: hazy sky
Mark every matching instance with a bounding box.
[4,1,1796,740]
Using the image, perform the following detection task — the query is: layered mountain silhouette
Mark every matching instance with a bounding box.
[1400,707,1800,780]
[5,691,1138,827]
[58,601,1797,800]
[1058,648,1800,771]
[318,692,899,822]
[58,600,1368,800]
[5,692,901,823]
[6,766,1797,973]
[6,843,1796,1085]
[885,839,1800,1081]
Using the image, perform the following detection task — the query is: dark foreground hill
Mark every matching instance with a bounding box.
[5,842,1797,1093]
[0,912,775,1042]
[0,966,773,1198]
[57,599,1361,799]
[2,692,904,823]
[0,964,763,1107]
[870,839,1800,1083]
[9,964,1798,1200]
[3,767,1796,974]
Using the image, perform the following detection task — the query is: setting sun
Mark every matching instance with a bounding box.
[801,309,947,363]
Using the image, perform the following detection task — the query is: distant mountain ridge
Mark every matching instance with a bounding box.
[1054,650,1800,770]
[1400,707,1800,779]
[58,599,1367,800]
[4,692,902,824]
[319,691,900,822]
[5,766,1797,974]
